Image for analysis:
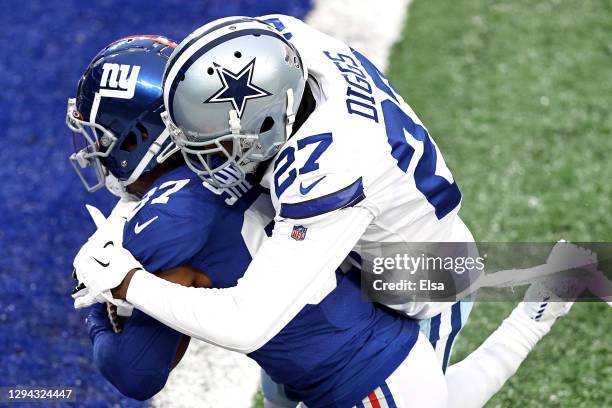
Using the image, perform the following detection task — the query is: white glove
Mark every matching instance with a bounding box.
[71,204,118,308]
[81,201,139,317]
[72,205,142,310]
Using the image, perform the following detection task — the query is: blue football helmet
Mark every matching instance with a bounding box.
[67,35,179,196]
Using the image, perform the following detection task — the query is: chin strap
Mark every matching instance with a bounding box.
[105,173,136,200]
[229,109,242,135]
[123,128,174,186]
[157,142,180,164]
[158,111,186,161]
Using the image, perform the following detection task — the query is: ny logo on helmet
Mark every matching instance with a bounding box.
[99,63,141,99]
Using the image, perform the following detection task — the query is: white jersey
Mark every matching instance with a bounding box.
[261,15,476,317]
[125,16,478,353]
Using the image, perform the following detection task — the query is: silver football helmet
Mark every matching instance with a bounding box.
[162,17,307,187]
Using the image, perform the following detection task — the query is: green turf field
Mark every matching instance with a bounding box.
[254,1,611,407]
[387,0,612,406]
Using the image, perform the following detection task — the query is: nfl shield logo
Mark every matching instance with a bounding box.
[291,225,307,241]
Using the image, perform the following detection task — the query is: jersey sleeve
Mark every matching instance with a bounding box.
[126,205,374,353]
[86,304,183,400]
[123,182,221,273]
[268,107,375,225]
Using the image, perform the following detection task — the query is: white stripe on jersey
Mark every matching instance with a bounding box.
[434,307,453,363]
[373,386,390,408]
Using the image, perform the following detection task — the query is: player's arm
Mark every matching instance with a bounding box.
[79,177,220,399]
[89,265,209,400]
[113,205,374,353]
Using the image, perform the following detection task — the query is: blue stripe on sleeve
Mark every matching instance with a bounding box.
[168,28,294,122]
[442,302,463,373]
[163,17,254,84]
[428,313,441,349]
[380,382,398,408]
[279,177,365,219]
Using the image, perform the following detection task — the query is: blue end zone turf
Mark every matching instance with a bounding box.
[0,1,311,406]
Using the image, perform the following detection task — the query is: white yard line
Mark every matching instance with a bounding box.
[150,341,260,408]
[151,2,412,407]
[307,0,412,72]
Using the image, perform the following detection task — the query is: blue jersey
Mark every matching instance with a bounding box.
[123,165,262,288]
[87,165,267,399]
[250,268,418,407]
[114,165,419,407]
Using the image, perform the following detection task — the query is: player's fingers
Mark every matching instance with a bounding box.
[73,291,99,309]
[85,204,107,228]
[71,281,87,295]
[115,303,134,317]
[71,285,88,299]
[193,271,212,288]
[106,215,128,245]
[99,292,134,316]
[157,268,192,286]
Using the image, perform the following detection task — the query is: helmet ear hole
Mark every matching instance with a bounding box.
[120,122,149,152]
[136,122,149,142]
[259,116,275,133]
[120,131,137,152]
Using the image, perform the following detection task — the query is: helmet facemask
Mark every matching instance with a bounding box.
[161,110,257,188]
[162,87,299,189]
[67,98,179,198]
[66,98,118,192]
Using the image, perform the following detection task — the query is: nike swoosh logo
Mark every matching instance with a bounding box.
[300,176,326,195]
[93,257,109,267]
[92,241,114,267]
[134,216,159,234]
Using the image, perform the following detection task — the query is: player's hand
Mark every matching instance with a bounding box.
[71,205,115,308]
[72,207,142,309]
[77,204,138,317]
[72,204,129,309]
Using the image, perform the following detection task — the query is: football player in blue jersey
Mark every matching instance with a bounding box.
[69,35,284,403]
[68,35,432,407]
[72,20,605,407]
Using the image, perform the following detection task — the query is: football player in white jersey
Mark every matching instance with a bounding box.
[158,14,477,320]
[73,16,605,407]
